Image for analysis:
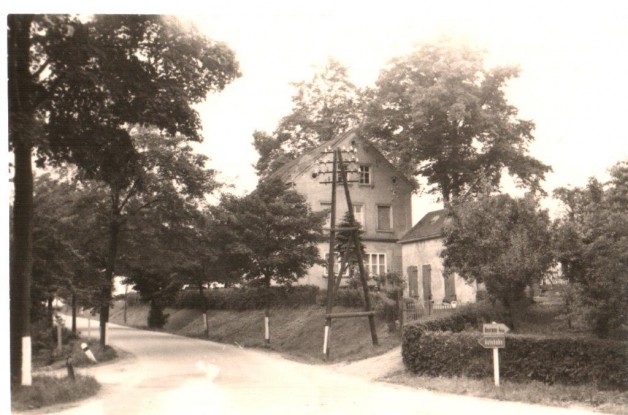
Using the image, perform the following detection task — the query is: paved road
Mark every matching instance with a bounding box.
[25,318,597,415]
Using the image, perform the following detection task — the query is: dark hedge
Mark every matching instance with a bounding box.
[402,307,627,390]
[173,285,320,310]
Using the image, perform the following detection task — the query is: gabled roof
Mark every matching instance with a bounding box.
[269,131,350,183]
[268,129,415,188]
[399,208,449,244]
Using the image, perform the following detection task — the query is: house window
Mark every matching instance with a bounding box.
[377,205,392,231]
[321,202,363,229]
[323,253,351,277]
[353,204,364,228]
[359,165,371,185]
[444,272,457,301]
[366,253,386,277]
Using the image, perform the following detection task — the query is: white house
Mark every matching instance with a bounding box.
[399,209,477,307]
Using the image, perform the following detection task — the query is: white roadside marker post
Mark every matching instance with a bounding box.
[323,324,330,355]
[22,337,32,386]
[81,343,98,363]
[264,310,270,346]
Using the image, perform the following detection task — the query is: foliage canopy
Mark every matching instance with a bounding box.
[215,178,326,287]
[442,193,554,307]
[362,39,550,202]
[553,161,628,338]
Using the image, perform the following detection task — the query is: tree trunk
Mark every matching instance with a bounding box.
[100,216,120,347]
[199,282,209,338]
[71,291,77,336]
[11,140,34,385]
[9,15,35,386]
[47,297,54,328]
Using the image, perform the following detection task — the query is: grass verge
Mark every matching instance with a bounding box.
[34,337,117,370]
[11,374,100,412]
[383,371,628,415]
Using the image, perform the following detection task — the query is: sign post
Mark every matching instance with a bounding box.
[479,322,509,387]
[493,348,500,387]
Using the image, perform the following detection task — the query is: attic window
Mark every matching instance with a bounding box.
[430,215,440,224]
[359,165,371,184]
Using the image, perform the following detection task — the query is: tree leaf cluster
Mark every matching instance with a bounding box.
[442,193,554,308]
[213,177,327,287]
[253,39,550,204]
[363,38,550,202]
[253,58,363,178]
[553,161,628,337]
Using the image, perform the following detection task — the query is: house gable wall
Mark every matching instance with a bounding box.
[401,237,476,304]
[286,133,413,288]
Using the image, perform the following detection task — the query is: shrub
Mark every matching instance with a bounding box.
[147,302,168,328]
[372,292,401,330]
[318,288,365,308]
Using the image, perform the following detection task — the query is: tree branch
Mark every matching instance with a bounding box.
[124,197,162,217]
[32,58,50,80]
[118,179,139,212]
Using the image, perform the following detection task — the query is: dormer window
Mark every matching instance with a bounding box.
[359,165,371,185]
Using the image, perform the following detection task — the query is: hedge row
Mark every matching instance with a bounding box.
[410,302,513,332]
[173,285,320,310]
[172,286,401,324]
[402,331,627,390]
[402,305,627,390]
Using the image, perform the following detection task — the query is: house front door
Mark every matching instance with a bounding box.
[422,264,432,310]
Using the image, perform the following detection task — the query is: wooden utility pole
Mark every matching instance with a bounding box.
[337,151,378,346]
[323,151,338,359]
[321,147,378,359]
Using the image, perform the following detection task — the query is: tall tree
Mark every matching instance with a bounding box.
[553,162,628,338]
[89,127,218,345]
[442,193,554,317]
[8,14,239,383]
[216,178,326,287]
[362,38,550,204]
[30,174,106,331]
[254,58,363,178]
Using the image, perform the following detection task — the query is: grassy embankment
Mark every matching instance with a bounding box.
[109,301,400,363]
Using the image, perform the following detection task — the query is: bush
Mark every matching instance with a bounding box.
[402,305,628,390]
[31,318,76,354]
[173,285,320,310]
[147,302,169,328]
[318,288,365,308]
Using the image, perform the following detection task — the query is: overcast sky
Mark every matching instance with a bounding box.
[5,0,628,220]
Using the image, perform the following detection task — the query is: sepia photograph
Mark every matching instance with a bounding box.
[4,1,627,414]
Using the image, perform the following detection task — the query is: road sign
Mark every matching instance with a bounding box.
[482,323,510,336]
[478,336,505,349]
